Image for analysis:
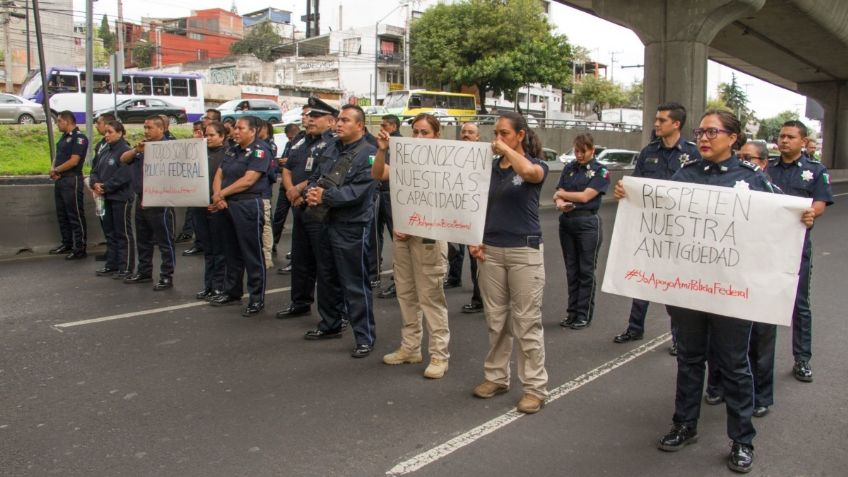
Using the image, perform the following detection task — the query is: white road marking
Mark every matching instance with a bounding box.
[386,333,672,476]
[833,192,848,197]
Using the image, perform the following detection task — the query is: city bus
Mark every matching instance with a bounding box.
[20,67,205,123]
[383,90,477,120]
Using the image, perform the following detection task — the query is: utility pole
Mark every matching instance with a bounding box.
[2,3,12,92]
[25,0,30,71]
[85,0,93,158]
[116,0,124,58]
[403,0,410,90]
[33,0,55,162]
[609,50,622,82]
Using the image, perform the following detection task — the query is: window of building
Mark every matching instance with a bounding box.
[188,32,204,40]
[343,37,361,56]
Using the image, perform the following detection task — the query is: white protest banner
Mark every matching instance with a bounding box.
[602,176,812,326]
[141,138,209,207]
[389,137,491,244]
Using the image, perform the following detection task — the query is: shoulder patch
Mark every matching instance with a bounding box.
[253,149,266,159]
[740,160,759,171]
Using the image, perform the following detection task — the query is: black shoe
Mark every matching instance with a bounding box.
[727,442,754,473]
[462,302,484,314]
[242,302,264,317]
[752,406,769,418]
[443,279,462,289]
[49,245,71,255]
[793,360,813,382]
[195,289,214,300]
[668,342,678,356]
[276,303,311,318]
[94,254,107,261]
[277,264,292,275]
[210,294,241,306]
[304,328,343,340]
[370,279,382,289]
[704,394,724,405]
[124,273,152,284]
[351,343,373,358]
[95,267,118,276]
[205,290,224,302]
[377,283,396,299]
[570,318,590,330]
[182,246,203,256]
[613,330,643,343]
[175,233,192,243]
[285,251,292,260]
[152,277,173,291]
[657,423,698,452]
[559,315,576,328]
[65,251,87,260]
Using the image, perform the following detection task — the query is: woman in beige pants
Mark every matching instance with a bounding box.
[372,113,450,379]
[469,112,549,414]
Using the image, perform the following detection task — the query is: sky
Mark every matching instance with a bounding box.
[73,0,814,127]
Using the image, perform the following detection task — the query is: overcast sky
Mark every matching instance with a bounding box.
[75,0,813,126]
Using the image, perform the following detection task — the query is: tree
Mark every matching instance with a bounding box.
[757,110,799,142]
[706,96,731,111]
[718,73,754,129]
[410,0,572,113]
[99,15,115,54]
[624,80,643,109]
[230,22,283,62]
[133,42,155,68]
[572,76,627,118]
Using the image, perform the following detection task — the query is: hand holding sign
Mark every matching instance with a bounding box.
[141,138,209,207]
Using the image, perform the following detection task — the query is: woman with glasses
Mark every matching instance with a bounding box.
[614,110,815,474]
[553,133,609,330]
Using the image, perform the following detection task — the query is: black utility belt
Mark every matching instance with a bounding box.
[562,210,596,218]
[229,193,261,201]
[58,172,83,178]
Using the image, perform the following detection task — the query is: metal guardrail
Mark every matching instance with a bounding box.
[365,114,642,132]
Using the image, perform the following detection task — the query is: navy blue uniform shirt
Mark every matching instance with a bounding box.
[483,154,549,248]
[308,135,377,224]
[206,146,227,201]
[90,139,133,201]
[286,130,335,185]
[220,140,270,197]
[634,136,700,180]
[129,135,172,196]
[767,155,834,206]
[557,158,610,211]
[672,155,774,192]
[55,127,89,175]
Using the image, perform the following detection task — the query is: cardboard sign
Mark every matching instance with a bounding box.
[602,176,812,326]
[389,137,491,244]
[141,138,209,207]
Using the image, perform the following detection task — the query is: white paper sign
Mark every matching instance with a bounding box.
[141,138,210,207]
[602,176,812,326]
[389,137,491,244]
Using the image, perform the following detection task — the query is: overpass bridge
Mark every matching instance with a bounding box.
[554,0,848,169]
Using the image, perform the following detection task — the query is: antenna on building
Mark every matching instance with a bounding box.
[230,1,238,15]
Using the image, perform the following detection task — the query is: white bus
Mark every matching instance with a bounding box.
[20,66,205,123]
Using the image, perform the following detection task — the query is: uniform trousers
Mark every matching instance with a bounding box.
[102,198,135,273]
[793,234,813,361]
[707,322,776,408]
[135,201,175,279]
[315,222,376,347]
[54,175,87,252]
[393,237,450,360]
[478,244,548,399]
[289,207,323,308]
[669,306,756,446]
[192,207,226,292]
[261,198,274,269]
[558,213,602,322]
[447,244,482,305]
[221,197,266,304]
[271,187,291,247]
[376,188,393,263]
[625,299,676,338]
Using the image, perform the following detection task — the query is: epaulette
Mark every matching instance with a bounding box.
[681,158,699,168]
[740,160,759,171]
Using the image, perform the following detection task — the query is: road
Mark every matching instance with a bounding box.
[1,183,846,476]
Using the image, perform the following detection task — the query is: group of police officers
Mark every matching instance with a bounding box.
[48,96,834,474]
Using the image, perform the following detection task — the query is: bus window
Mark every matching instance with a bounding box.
[132,77,151,95]
[435,95,449,109]
[153,78,170,96]
[80,73,112,93]
[171,78,189,97]
[189,79,197,97]
[49,74,79,93]
[448,95,475,110]
[408,94,422,108]
[116,76,131,94]
[421,95,436,108]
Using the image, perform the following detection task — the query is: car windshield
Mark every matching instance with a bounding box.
[218,99,242,111]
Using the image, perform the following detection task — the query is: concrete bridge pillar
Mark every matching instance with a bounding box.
[592,0,766,144]
[798,81,848,169]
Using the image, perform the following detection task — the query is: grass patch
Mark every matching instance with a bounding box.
[0,124,195,175]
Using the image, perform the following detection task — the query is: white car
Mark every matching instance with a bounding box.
[559,145,607,163]
[596,149,639,170]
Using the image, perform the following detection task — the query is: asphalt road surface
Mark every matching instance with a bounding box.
[1,182,846,477]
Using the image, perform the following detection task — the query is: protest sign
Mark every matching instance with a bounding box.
[141,138,209,207]
[389,137,491,244]
[602,176,812,326]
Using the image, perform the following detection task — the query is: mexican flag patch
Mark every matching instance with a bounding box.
[253,149,266,159]
[76,137,85,145]
[369,155,375,165]
[601,168,609,180]
[823,172,831,184]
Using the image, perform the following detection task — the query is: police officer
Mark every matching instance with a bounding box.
[613,102,700,353]
[553,133,610,330]
[271,122,302,255]
[767,120,833,382]
[372,114,402,298]
[49,110,89,260]
[276,107,311,274]
[615,110,816,474]
[208,116,269,317]
[119,115,177,291]
[276,98,337,318]
[89,112,116,262]
[303,104,378,359]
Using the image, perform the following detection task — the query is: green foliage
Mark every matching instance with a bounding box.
[756,110,799,142]
[410,0,572,113]
[133,41,155,68]
[573,76,627,113]
[706,96,731,111]
[230,22,284,62]
[624,80,643,109]
[718,73,754,128]
[99,15,115,54]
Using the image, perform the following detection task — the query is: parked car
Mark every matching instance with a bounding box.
[541,147,565,172]
[403,111,457,125]
[596,149,640,170]
[218,99,282,124]
[559,145,607,163]
[363,105,388,116]
[94,98,187,124]
[0,93,48,124]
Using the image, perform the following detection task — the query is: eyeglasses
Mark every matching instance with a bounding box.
[693,127,733,140]
[737,154,761,161]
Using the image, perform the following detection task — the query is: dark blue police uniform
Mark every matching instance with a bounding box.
[369,130,402,286]
[624,137,700,336]
[556,158,609,328]
[767,154,833,365]
[307,135,378,347]
[191,145,228,295]
[272,134,301,248]
[89,138,134,274]
[665,155,774,449]
[217,140,269,310]
[53,127,89,255]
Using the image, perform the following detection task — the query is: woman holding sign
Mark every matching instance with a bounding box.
[553,133,610,330]
[468,112,549,414]
[614,110,816,474]
[372,113,450,380]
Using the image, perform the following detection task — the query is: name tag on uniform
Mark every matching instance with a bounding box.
[304,156,314,172]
